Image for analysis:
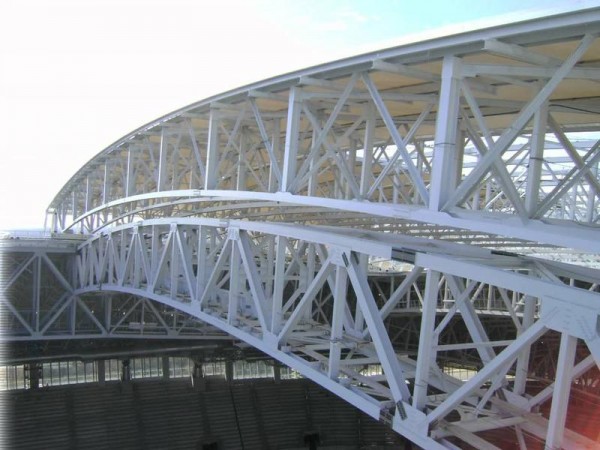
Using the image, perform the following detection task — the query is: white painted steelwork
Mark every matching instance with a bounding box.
[69,218,599,448]
[46,8,600,255]
[2,7,600,449]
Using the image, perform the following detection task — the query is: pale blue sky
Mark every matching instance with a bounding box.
[0,0,594,229]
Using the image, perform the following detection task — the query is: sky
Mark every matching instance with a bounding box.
[0,0,596,230]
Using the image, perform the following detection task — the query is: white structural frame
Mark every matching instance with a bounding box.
[2,219,600,447]
[65,218,599,449]
[2,7,600,449]
[46,9,600,253]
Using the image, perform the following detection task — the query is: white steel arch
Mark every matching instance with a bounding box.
[47,9,600,254]
[2,7,600,449]
[70,218,600,448]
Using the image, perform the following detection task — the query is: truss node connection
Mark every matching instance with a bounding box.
[2,8,600,449]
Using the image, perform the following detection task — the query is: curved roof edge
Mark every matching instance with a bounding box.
[49,6,600,210]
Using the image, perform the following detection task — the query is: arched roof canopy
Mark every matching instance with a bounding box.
[48,7,600,254]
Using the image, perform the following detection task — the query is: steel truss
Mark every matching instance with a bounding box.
[0,239,224,341]
[66,218,598,448]
[2,8,600,449]
[3,220,600,446]
[47,10,600,254]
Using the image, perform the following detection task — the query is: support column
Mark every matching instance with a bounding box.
[303,243,316,324]
[271,236,287,335]
[269,119,281,193]
[126,147,136,197]
[354,254,367,333]
[71,191,78,225]
[84,177,92,231]
[157,127,169,191]
[545,333,577,449]
[345,138,357,199]
[413,270,441,411]
[32,255,41,333]
[328,264,348,379]
[265,235,275,299]
[170,227,180,299]
[102,162,110,204]
[586,164,598,223]
[236,128,247,190]
[359,101,375,199]
[84,176,91,214]
[281,86,302,192]
[525,91,549,216]
[228,240,241,326]
[195,226,208,304]
[430,56,462,211]
[308,113,321,196]
[513,296,536,395]
[205,109,220,190]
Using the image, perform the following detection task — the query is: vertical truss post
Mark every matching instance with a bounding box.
[430,56,462,211]
[413,269,441,411]
[102,162,110,204]
[586,162,598,223]
[205,109,220,190]
[308,112,320,196]
[360,101,375,199]
[513,295,536,395]
[158,127,169,192]
[304,243,317,323]
[228,233,241,326]
[354,254,367,333]
[195,226,208,304]
[237,127,247,190]
[71,191,78,225]
[132,227,141,288]
[525,89,549,216]
[271,236,287,335]
[84,178,93,231]
[32,254,41,333]
[126,146,136,197]
[345,138,357,200]
[45,208,56,233]
[170,227,180,299]
[282,86,302,192]
[570,187,577,220]
[149,225,159,290]
[545,333,577,449]
[265,235,275,299]
[456,130,465,188]
[328,263,348,379]
[269,119,281,193]
[84,176,91,215]
[56,202,66,231]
